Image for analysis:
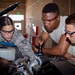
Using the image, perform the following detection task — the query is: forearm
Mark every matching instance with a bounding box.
[42,46,67,56]
[33,44,67,56]
[16,40,36,61]
[42,34,69,56]
[21,43,36,61]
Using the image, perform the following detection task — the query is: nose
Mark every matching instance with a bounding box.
[7,32,12,36]
[44,21,50,27]
[66,33,70,38]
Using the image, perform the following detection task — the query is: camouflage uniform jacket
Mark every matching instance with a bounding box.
[0,29,36,61]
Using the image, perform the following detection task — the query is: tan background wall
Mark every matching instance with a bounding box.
[53,0,75,15]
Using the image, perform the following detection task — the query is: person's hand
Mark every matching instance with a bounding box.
[32,36,43,53]
[34,36,43,46]
[32,45,38,52]
[71,57,75,61]
[65,53,75,61]
[34,37,39,47]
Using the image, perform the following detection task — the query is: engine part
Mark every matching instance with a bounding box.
[0,47,15,60]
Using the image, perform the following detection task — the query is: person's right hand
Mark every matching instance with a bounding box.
[34,36,43,47]
[32,36,43,52]
[65,53,75,61]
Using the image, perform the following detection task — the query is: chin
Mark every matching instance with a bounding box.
[45,27,53,33]
[71,42,75,45]
[4,38,11,41]
[6,39,11,41]
[47,30,53,33]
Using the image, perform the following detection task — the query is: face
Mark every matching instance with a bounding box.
[65,24,75,44]
[42,12,60,33]
[0,25,14,41]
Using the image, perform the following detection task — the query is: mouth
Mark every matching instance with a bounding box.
[6,37,12,41]
[45,27,53,33]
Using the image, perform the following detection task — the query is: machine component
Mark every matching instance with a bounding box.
[0,49,75,75]
[0,2,20,17]
[38,36,43,56]
[52,61,75,75]
[32,56,62,75]
[32,60,75,75]
[0,47,15,61]
[32,62,62,75]
[14,56,50,75]
[14,56,33,75]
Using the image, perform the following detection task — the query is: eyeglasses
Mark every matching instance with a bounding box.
[42,14,59,23]
[1,29,14,34]
[65,30,75,37]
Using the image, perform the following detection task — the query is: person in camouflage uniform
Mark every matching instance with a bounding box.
[0,16,36,61]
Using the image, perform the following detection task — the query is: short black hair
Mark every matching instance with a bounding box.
[65,13,75,25]
[42,3,60,16]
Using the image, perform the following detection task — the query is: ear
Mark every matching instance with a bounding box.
[57,16,60,21]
